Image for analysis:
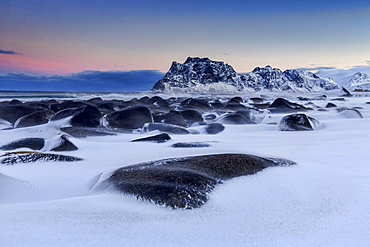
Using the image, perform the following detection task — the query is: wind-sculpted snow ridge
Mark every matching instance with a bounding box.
[90,153,296,209]
[152,57,341,93]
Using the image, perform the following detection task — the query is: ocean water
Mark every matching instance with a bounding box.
[0,90,148,101]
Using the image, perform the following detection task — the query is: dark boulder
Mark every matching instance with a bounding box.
[142,123,190,135]
[27,102,50,110]
[204,123,225,134]
[217,113,255,125]
[180,110,204,126]
[97,102,115,112]
[1,152,83,165]
[132,133,171,143]
[227,97,244,104]
[60,127,117,138]
[50,108,82,121]
[70,105,102,128]
[223,103,247,111]
[106,106,153,129]
[0,138,45,151]
[268,98,307,113]
[0,105,38,125]
[326,102,337,108]
[172,142,211,148]
[86,97,104,105]
[341,87,352,97]
[146,96,169,107]
[210,100,224,109]
[8,99,23,105]
[331,98,345,101]
[50,135,78,152]
[180,98,211,111]
[92,153,295,209]
[159,111,187,127]
[49,101,87,112]
[14,110,54,128]
[278,114,320,131]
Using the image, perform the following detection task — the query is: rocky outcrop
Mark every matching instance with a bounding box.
[151,57,341,93]
[278,114,321,131]
[91,153,295,209]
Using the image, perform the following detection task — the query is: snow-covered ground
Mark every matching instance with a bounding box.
[1,93,370,247]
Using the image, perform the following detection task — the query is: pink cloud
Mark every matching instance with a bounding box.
[0,54,79,74]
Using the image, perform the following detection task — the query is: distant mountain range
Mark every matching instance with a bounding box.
[152,57,370,93]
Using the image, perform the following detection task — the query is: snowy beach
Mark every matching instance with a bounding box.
[0,92,370,247]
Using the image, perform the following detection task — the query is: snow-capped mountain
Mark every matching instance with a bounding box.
[241,66,340,92]
[348,72,370,90]
[316,67,370,91]
[152,57,342,93]
[152,57,249,93]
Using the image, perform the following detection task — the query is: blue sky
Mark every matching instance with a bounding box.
[1,0,370,91]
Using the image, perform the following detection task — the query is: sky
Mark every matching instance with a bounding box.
[1,0,370,91]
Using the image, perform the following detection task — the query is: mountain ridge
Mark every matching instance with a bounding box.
[152,57,347,93]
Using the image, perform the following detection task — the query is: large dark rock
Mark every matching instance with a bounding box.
[278,114,320,131]
[204,123,225,134]
[49,101,87,112]
[1,152,83,165]
[14,110,54,128]
[326,102,337,108]
[86,97,104,105]
[0,105,38,125]
[92,153,295,209]
[97,102,115,112]
[210,100,224,109]
[217,112,255,125]
[106,106,153,129]
[60,127,117,138]
[142,123,190,135]
[268,98,307,113]
[158,111,187,127]
[50,135,78,152]
[50,108,82,121]
[146,96,170,107]
[0,138,45,151]
[223,103,247,111]
[70,105,102,128]
[180,110,204,126]
[172,142,211,148]
[180,98,211,111]
[132,133,171,143]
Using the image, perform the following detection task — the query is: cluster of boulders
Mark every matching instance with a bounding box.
[0,95,364,154]
[1,94,364,208]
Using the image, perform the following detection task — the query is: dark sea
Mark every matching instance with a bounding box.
[0,90,153,102]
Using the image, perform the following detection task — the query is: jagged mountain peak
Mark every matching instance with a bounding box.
[152,57,341,93]
[184,57,213,64]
